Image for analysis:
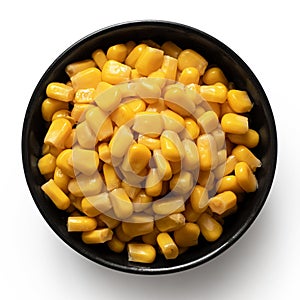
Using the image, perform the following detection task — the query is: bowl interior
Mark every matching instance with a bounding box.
[22,21,277,274]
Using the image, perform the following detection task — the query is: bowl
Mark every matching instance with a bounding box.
[22,20,277,274]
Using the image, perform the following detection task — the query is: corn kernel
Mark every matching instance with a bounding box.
[72,148,99,176]
[142,227,160,245]
[145,168,163,197]
[153,149,172,181]
[127,243,156,263]
[125,43,147,68]
[103,163,121,191]
[197,110,219,133]
[221,113,249,134]
[169,171,194,195]
[217,175,244,194]
[76,120,97,149]
[98,213,120,229]
[227,129,259,148]
[208,191,237,215]
[74,88,95,104]
[160,130,185,162]
[38,153,56,175]
[197,133,218,171]
[71,103,94,123]
[227,89,253,113]
[155,213,185,232]
[174,223,200,247]
[81,192,112,217]
[199,83,228,104]
[109,188,133,220]
[121,181,141,200]
[157,232,178,260]
[109,125,133,158]
[122,215,154,238]
[152,196,185,216]
[53,167,70,193]
[161,41,182,58]
[178,67,200,85]
[138,135,161,150]
[224,155,238,175]
[124,98,146,113]
[71,67,102,91]
[95,86,122,112]
[107,44,128,62]
[232,145,262,171]
[146,99,167,113]
[235,161,258,192]
[197,213,223,242]
[110,104,134,127]
[82,228,113,244]
[128,143,151,174]
[107,235,126,253]
[42,98,69,122]
[132,190,152,212]
[102,60,131,85]
[46,82,74,102]
[161,109,185,133]
[92,49,107,70]
[56,149,76,178]
[65,59,96,77]
[178,49,208,75]
[202,67,228,86]
[190,185,209,213]
[133,111,163,137]
[98,143,112,164]
[161,55,178,80]
[182,117,200,140]
[67,216,97,232]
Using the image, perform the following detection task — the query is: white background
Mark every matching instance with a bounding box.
[1,0,299,299]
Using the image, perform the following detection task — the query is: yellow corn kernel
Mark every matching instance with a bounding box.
[95,86,122,112]
[98,143,112,164]
[217,175,244,194]
[211,128,225,150]
[197,110,219,133]
[183,202,201,222]
[92,49,107,70]
[197,213,223,242]
[109,125,133,158]
[115,224,132,242]
[135,46,164,76]
[235,161,258,192]
[152,196,184,216]
[146,99,167,113]
[103,163,121,191]
[74,88,95,104]
[153,149,172,181]
[221,100,235,116]
[127,143,151,174]
[107,235,126,253]
[174,222,200,247]
[232,145,262,171]
[160,130,185,162]
[227,89,253,113]
[209,191,237,215]
[44,118,72,149]
[38,153,56,175]
[134,79,161,103]
[42,98,69,122]
[72,148,99,176]
[76,120,97,149]
[178,67,200,85]
[181,139,199,171]
[46,82,74,102]
[121,181,141,200]
[161,109,185,133]
[202,67,228,86]
[169,160,181,175]
[145,168,163,197]
[41,179,71,210]
[226,138,234,155]
[190,185,209,214]
[130,69,142,79]
[227,129,260,148]
[160,55,178,80]
[107,44,127,62]
[81,193,112,217]
[110,104,134,127]
[67,216,97,232]
[53,167,70,193]
[138,135,161,150]
[170,171,194,195]
[157,232,179,260]
[51,109,71,123]
[224,155,238,175]
[71,103,94,123]
[98,213,120,229]
[101,60,131,85]
[199,83,228,104]
[125,43,147,68]
[132,190,152,212]
[161,41,182,58]
[221,113,249,134]
[133,111,163,138]
[122,215,154,238]
[65,59,96,77]
[94,81,112,98]
[125,40,136,54]
[109,188,133,220]
[71,67,102,91]
[82,228,113,244]
[155,213,185,232]
[183,117,200,140]
[124,98,146,113]
[177,49,208,75]
[207,102,221,118]
[142,227,160,245]
[127,243,156,263]
[148,69,166,80]
[197,133,218,171]
[56,149,76,178]
[197,170,214,190]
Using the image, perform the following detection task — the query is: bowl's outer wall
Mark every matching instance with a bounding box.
[22,21,277,274]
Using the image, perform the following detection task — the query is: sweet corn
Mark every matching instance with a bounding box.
[197,213,223,242]
[147,99,167,112]
[197,134,218,171]
[103,163,121,191]
[127,243,156,263]
[81,192,112,217]
[71,67,102,91]
[121,181,141,200]
[160,130,185,162]
[133,111,163,137]
[134,78,161,102]
[72,148,99,176]
[41,179,71,210]
[153,149,172,181]
[155,213,185,232]
[207,102,221,118]
[152,196,185,216]
[169,161,182,175]
[169,171,194,195]
[224,155,238,175]
[157,232,179,260]
[46,82,74,102]
[51,109,72,123]
[178,67,200,85]
[227,129,259,148]
[71,103,94,123]
[98,143,112,164]
[202,67,228,86]
[138,135,161,150]
[161,55,178,80]
[135,46,164,76]
[131,69,143,79]
[125,44,147,68]
[82,228,113,244]
[183,202,201,222]
[221,101,235,116]
[197,110,219,133]
[124,98,146,113]
[197,170,215,191]
[199,83,228,104]
[132,190,152,212]
[56,149,76,178]
[42,98,69,122]
[142,227,160,245]
[122,216,154,238]
[174,223,200,247]
[109,125,133,158]
[211,128,225,150]
[101,60,131,85]
[65,59,96,77]
[74,88,95,104]
[217,175,244,194]
[128,143,151,174]
[38,153,56,175]
[76,120,97,149]
[92,49,107,70]
[53,167,70,193]
[227,89,253,113]
[208,191,237,215]
[67,216,97,232]
[232,145,262,171]
[183,117,200,140]
[190,185,209,213]
[107,235,125,253]
[235,161,258,192]
[161,41,182,58]
[177,49,208,75]
[161,109,185,133]
[115,224,132,242]
[107,44,127,62]
[110,188,133,220]
[221,113,249,134]
[145,168,163,197]
[110,104,134,127]
[98,213,120,229]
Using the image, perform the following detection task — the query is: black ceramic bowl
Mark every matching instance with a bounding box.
[22,20,277,274]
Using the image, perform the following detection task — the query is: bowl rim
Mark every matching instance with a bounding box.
[22,20,277,275]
